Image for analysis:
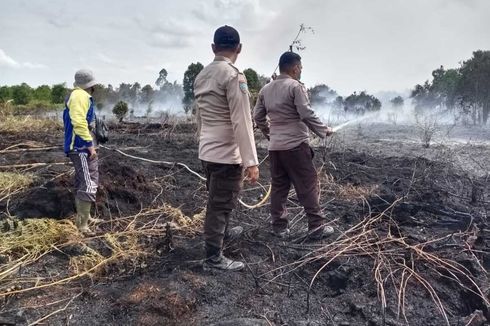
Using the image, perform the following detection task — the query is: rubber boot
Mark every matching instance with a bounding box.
[75,198,95,236]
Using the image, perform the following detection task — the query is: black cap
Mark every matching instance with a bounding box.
[213,25,240,48]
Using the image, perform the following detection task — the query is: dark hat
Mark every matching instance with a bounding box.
[213,25,240,47]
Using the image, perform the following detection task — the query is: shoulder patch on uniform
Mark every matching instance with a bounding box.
[238,73,249,94]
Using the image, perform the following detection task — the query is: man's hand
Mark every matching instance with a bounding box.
[326,127,334,137]
[244,165,259,184]
[87,146,97,159]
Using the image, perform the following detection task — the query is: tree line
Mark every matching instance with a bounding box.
[0,83,67,107]
[410,50,490,125]
[1,50,488,124]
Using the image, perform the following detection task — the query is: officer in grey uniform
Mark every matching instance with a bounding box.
[194,25,259,271]
[253,51,334,240]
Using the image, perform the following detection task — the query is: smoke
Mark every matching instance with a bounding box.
[314,101,463,131]
[95,96,186,121]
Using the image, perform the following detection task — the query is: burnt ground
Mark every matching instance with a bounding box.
[0,121,489,326]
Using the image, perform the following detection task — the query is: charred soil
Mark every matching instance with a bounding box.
[0,122,488,326]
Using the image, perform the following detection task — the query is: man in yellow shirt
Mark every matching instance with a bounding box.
[63,69,99,235]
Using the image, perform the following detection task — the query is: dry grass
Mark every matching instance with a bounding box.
[0,171,35,196]
[0,203,205,298]
[0,219,78,282]
[0,115,62,133]
[0,101,14,117]
[320,171,378,201]
[262,199,489,325]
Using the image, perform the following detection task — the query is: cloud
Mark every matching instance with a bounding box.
[147,33,192,48]
[191,0,277,31]
[23,62,48,69]
[133,15,198,48]
[0,49,47,69]
[97,53,115,64]
[0,49,19,68]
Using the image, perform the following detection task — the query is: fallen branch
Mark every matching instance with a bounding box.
[0,162,68,169]
[28,292,82,326]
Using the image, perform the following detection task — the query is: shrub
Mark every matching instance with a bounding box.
[113,101,129,122]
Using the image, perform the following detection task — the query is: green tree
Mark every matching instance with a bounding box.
[112,100,129,122]
[410,81,437,111]
[33,85,52,102]
[333,96,344,110]
[117,83,133,102]
[344,91,381,114]
[243,68,260,93]
[155,68,168,87]
[51,83,67,104]
[308,84,338,106]
[130,82,141,106]
[390,96,404,108]
[258,75,271,88]
[92,84,108,109]
[141,84,154,104]
[430,66,461,109]
[457,50,490,124]
[182,62,204,113]
[12,83,32,105]
[0,86,12,102]
[243,68,261,109]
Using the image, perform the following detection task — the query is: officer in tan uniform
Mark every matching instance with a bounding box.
[194,25,259,271]
[253,51,334,240]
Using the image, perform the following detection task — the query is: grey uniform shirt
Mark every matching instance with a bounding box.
[194,56,259,168]
[253,74,329,151]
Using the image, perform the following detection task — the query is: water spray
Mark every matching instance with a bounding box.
[331,112,379,132]
[331,120,353,132]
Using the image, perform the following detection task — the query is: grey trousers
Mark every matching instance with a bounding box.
[68,152,98,202]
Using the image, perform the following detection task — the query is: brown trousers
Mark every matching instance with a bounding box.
[269,142,325,232]
[201,161,243,257]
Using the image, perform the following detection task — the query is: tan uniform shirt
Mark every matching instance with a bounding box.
[194,56,258,168]
[253,74,329,151]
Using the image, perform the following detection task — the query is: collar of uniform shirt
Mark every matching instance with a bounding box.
[213,56,232,63]
[276,74,292,80]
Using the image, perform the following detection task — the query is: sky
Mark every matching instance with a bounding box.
[0,0,489,96]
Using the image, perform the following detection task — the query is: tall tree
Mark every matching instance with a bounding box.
[457,50,490,124]
[182,62,203,113]
[344,91,381,114]
[0,86,12,102]
[243,68,260,93]
[51,83,67,104]
[141,84,154,104]
[308,84,337,106]
[243,68,261,109]
[12,83,32,105]
[33,85,51,102]
[430,66,461,110]
[390,96,404,108]
[155,68,168,88]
